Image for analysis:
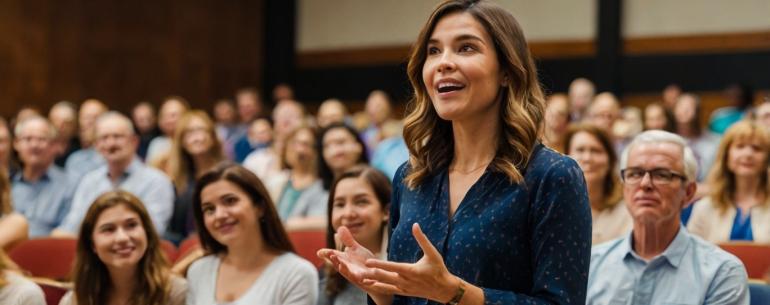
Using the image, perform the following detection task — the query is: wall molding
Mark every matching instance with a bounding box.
[297,31,770,69]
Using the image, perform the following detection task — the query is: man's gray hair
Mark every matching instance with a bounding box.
[95,111,136,135]
[620,130,698,181]
[14,115,58,139]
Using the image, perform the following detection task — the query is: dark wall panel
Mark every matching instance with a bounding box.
[0,0,264,118]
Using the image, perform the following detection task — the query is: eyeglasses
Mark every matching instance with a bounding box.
[620,168,687,185]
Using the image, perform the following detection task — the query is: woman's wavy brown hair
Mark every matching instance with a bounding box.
[402,0,545,187]
[0,168,11,216]
[72,190,172,305]
[706,120,770,213]
[162,110,226,194]
[565,123,623,211]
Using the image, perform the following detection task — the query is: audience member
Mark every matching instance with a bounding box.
[156,111,226,243]
[661,83,682,111]
[710,83,754,134]
[316,98,349,129]
[688,121,770,243]
[236,88,263,126]
[233,117,273,163]
[146,96,189,164]
[272,83,295,103]
[752,98,770,130]
[187,163,317,305]
[55,112,174,236]
[132,101,161,161]
[674,93,720,182]
[213,98,242,160]
[11,116,74,237]
[318,166,390,305]
[59,190,186,305]
[318,123,368,191]
[48,101,80,167]
[568,77,596,122]
[65,99,108,180]
[360,90,398,157]
[0,250,45,305]
[243,100,305,181]
[566,124,631,244]
[370,135,409,181]
[0,118,18,177]
[543,93,570,153]
[643,102,675,132]
[0,169,28,250]
[587,130,748,305]
[320,2,591,304]
[265,126,327,231]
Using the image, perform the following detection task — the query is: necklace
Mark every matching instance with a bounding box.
[450,160,492,175]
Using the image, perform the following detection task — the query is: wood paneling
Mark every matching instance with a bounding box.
[624,31,770,56]
[0,0,264,119]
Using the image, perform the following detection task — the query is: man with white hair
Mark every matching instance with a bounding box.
[11,116,75,236]
[586,130,748,305]
[53,112,174,236]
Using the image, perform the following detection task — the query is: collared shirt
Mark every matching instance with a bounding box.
[58,157,174,235]
[388,144,592,305]
[587,226,749,305]
[11,166,74,237]
[64,148,105,180]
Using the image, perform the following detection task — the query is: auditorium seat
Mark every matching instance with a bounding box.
[31,277,70,305]
[288,230,326,268]
[9,238,77,281]
[176,235,201,263]
[719,242,770,279]
[160,239,178,262]
[750,281,770,305]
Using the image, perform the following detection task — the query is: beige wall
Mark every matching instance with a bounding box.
[297,0,597,51]
[623,0,770,37]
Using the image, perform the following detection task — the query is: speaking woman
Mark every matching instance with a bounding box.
[319,1,591,304]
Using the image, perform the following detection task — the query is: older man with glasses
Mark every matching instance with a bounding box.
[586,130,748,305]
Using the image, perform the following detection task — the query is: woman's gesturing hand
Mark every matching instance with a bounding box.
[362,223,461,303]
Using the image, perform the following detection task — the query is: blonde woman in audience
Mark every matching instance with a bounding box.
[566,124,631,244]
[156,110,226,243]
[318,166,390,305]
[0,250,45,305]
[147,96,190,165]
[0,167,28,250]
[687,120,770,244]
[60,190,186,305]
[318,123,368,191]
[542,93,570,153]
[187,163,317,305]
[265,126,328,231]
[243,100,305,181]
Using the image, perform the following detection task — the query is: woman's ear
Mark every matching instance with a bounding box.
[382,203,391,223]
[500,73,509,87]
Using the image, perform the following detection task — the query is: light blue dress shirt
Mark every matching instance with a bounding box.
[11,166,75,237]
[64,148,105,180]
[57,157,174,235]
[587,226,749,305]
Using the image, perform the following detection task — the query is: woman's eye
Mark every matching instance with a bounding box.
[459,44,475,52]
[427,46,440,55]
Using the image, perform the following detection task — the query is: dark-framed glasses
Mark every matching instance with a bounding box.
[620,168,687,185]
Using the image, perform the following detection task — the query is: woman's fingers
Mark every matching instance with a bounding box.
[411,223,443,262]
[365,258,413,274]
[337,226,362,249]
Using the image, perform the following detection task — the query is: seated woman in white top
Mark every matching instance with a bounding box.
[688,120,770,243]
[60,190,187,305]
[187,163,318,305]
[0,250,45,305]
[566,123,631,244]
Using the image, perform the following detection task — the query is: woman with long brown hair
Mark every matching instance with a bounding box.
[155,110,226,243]
[318,166,390,305]
[60,190,186,305]
[186,163,317,304]
[319,1,591,304]
[688,120,770,243]
[566,124,631,244]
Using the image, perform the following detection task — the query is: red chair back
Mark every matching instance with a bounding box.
[33,279,70,305]
[288,230,326,268]
[719,242,770,279]
[9,238,77,280]
[159,240,178,262]
[176,235,201,263]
